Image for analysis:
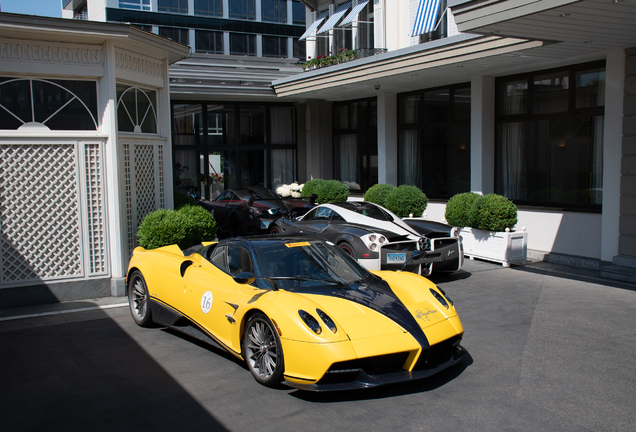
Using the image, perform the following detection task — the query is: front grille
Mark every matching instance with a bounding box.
[318,352,410,385]
[413,336,461,371]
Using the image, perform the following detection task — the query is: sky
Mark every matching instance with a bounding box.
[1,0,63,18]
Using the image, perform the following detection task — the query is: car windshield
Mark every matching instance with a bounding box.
[254,240,373,290]
[336,202,393,221]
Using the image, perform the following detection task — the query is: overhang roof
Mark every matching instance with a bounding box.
[273,0,636,101]
[0,12,190,65]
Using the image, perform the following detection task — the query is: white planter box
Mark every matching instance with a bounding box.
[460,227,528,267]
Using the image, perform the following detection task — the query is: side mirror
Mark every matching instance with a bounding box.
[233,272,256,285]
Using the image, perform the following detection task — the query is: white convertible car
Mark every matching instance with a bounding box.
[268,201,463,276]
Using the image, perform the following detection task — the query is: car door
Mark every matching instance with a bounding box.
[298,207,335,234]
[183,243,254,352]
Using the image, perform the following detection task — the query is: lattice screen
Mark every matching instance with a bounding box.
[123,140,166,258]
[84,143,107,275]
[0,144,83,283]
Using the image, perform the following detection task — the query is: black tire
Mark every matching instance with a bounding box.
[269,225,281,235]
[339,241,355,257]
[128,270,153,327]
[242,313,284,387]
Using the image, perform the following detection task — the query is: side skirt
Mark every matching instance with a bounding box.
[150,299,240,358]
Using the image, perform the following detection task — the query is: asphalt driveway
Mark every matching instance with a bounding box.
[1,259,635,432]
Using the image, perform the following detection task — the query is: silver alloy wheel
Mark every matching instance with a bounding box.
[128,270,152,327]
[245,318,278,380]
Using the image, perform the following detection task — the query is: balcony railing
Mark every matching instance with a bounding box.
[302,48,387,72]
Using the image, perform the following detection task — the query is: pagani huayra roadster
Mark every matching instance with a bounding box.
[127,234,466,391]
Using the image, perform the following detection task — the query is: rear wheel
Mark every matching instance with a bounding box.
[128,270,153,327]
[339,241,355,257]
[269,225,281,235]
[243,313,284,387]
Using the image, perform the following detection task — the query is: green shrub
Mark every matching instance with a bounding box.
[364,184,395,207]
[445,192,481,227]
[468,194,518,232]
[174,189,196,210]
[136,205,217,250]
[384,185,428,218]
[300,179,325,199]
[316,180,350,204]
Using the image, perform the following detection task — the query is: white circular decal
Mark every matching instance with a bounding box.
[201,291,213,314]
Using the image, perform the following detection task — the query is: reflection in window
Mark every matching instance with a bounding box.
[0,78,98,130]
[196,30,224,54]
[119,0,151,11]
[397,84,471,197]
[496,62,605,208]
[262,0,287,23]
[159,27,189,45]
[116,86,157,133]
[230,33,256,56]
[293,38,306,62]
[229,0,256,20]
[194,0,222,17]
[158,0,187,14]
[292,0,306,25]
[263,36,288,58]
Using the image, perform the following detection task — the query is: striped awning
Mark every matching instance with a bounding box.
[317,2,352,34]
[339,0,370,26]
[411,0,442,36]
[299,10,330,41]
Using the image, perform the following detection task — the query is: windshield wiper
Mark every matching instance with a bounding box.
[268,275,348,287]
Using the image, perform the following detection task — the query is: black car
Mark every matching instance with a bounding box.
[196,187,315,238]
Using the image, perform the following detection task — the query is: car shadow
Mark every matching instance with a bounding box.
[289,350,474,402]
[429,269,473,284]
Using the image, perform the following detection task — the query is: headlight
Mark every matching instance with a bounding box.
[299,310,322,334]
[430,288,449,309]
[316,309,337,333]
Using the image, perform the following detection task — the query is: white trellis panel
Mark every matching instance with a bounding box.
[0,140,109,287]
[120,137,167,258]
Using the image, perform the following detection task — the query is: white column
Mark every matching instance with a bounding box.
[223,0,229,18]
[601,49,625,261]
[377,90,397,185]
[188,0,194,15]
[470,75,495,194]
[102,41,126,293]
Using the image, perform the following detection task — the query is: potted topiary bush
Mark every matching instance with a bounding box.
[384,185,428,218]
[364,183,395,208]
[302,179,350,204]
[446,193,527,267]
[136,205,218,250]
[300,179,325,200]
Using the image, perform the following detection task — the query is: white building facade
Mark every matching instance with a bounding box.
[275,0,636,280]
[0,13,189,306]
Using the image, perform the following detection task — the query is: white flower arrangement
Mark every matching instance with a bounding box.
[276,182,304,198]
[342,181,361,190]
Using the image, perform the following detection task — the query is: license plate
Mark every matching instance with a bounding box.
[387,253,406,264]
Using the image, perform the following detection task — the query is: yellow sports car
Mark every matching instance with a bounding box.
[127,234,465,391]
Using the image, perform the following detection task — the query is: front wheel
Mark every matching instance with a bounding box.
[128,270,153,327]
[242,313,284,387]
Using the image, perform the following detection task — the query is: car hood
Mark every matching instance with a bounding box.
[291,278,452,344]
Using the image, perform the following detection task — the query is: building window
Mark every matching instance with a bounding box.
[119,0,151,11]
[230,33,256,56]
[262,0,287,23]
[496,62,605,209]
[194,0,222,17]
[196,30,224,54]
[116,86,157,133]
[397,84,471,198]
[262,36,288,58]
[172,102,297,199]
[159,27,189,45]
[158,0,187,14]
[333,98,378,191]
[293,38,306,62]
[229,0,256,20]
[0,78,98,130]
[292,0,306,25]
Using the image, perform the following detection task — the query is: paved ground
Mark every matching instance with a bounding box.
[1,259,635,432]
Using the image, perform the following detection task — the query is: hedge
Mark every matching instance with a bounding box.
[364,184,395,208]
[136,205,217,250]
[444,192,481,227]
[384,185,428,218]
